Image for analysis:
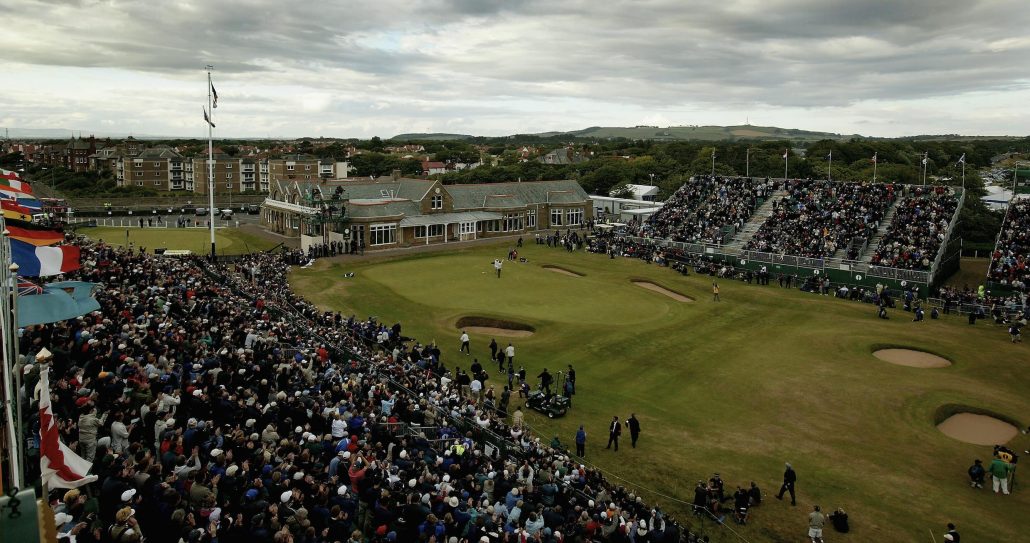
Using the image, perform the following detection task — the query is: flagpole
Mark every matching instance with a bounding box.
[873,153,877,183]
[206,65,216,261]
[0,226,23,489]
[961,159,965,191]
[922,152,928,187]
[828,150,832,182]
[711,150,716,176]
[784,150,788,180]
[746,147,750,177]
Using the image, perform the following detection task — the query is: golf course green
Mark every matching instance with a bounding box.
[290,241,1029,542]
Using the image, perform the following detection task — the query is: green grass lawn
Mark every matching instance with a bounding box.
[75,226,279,255]
[291,243,1029,543]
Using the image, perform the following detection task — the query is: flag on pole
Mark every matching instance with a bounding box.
[922,154,928,165]
[203,107,216,128]
[871,152,877,163]
[18,281,101,327]
[10,238,80,276]
[782,149,788,159]
[211,81,218,108]
[7,224,65,246]
[957,153,966,164]
[2,199,36,223]
[825,152,832,161]
[15,196,44,211]
[18,277,44,296]
[0,167,23,180]
[0,176,33,195]
[39,367,98,489]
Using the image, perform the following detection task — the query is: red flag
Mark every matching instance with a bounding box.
[7,224,64,246]
[39,367,98,489]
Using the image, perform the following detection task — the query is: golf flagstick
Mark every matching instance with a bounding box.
[929,529,937,543]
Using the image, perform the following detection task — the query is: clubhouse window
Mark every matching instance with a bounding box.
[415,224,444,238]
[370,223,397,245]
[550,208,563,226]
[526,210,536,228]
[504,213,523,232]
[431,195,443,210]
[567,208,583,226]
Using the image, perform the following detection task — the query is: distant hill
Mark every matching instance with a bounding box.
[390,133,473,141]
[555,124,861,142]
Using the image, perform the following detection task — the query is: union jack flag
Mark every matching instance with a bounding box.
[18,277,44,296]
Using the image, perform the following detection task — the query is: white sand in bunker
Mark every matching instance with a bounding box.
[632,281,693,302]
[937,413,1019,445]
[542,265,583,277]
[872,348,951,368]
[462,326,534,338]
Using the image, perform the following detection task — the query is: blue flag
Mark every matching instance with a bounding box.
[17,281,100,327]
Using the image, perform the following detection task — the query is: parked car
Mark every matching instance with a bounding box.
[195,207,207,216]
[219,208,234,220]
[246,204,260,214]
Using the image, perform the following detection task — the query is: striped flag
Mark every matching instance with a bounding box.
[0,167,23,180]
[0,176,33,195]
[39,367,98,489]
[211,81,218,108]
[2,199,36,223]
[203,106,216,128]
[8,223,65,246]
[957,153,966,164]
[18,277,44,296]
[10,238,80,276]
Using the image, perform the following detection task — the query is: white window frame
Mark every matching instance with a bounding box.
[135,171,143,177]
[415,224,445,238]
[460,222,476,235]
[526,209,537,229]
[567,208,583,226]
[431,195,443,210]
[226,173,233,179]
[226,163,233,169]
[370,223,397,245]
[226,183,233,189]
[287,163,295,171]
[551,208,563,226]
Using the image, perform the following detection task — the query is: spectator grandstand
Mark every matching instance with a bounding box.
[989,199,1030,292]
[745,180,896,259]
[639,175,772,245]
[22,238,735,543]
[871,186,959,271]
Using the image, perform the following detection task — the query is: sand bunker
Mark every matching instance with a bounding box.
[938,413,1019,445]
[542,265,584,277]
[455,316,535,338]
[872,349,951,368]
[632,281,693,302]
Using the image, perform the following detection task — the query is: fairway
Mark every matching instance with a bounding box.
[75,226,279,255]
[291,242,1029,542]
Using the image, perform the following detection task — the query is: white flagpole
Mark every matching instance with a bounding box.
[784,150,788,180]
[207,65,216,261]
[873,153,877,183]
[711,149,716,176]
[961,160,965,191]
[828,150,832,181]
[746,147,750,178]
[0,227,23,489]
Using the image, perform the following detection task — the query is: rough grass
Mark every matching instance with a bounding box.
[76,226,279,255]
[290,243,1030,542]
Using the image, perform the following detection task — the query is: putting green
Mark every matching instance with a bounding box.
[291,243,1030,543]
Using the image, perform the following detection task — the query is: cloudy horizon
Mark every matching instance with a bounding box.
[2,0,1029,139]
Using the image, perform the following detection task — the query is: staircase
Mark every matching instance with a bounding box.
[723,188,787,252]
[858,198,902,263]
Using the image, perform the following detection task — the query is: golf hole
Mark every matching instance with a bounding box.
[542,265,584,277]
[455,316,536,338]
[632,280,694,302]
[872,348,952,368]
[935,405,1020,445]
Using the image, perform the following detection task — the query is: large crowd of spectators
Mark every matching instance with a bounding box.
[639,176,771,245]
[745,180,896,259]
[989,200,1030,291]
[19,238,723,543]
[870,187,959,271]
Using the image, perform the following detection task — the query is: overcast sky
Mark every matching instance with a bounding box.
[2,0,1029,139]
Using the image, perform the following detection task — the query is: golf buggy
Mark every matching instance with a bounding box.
[525,371,571,418]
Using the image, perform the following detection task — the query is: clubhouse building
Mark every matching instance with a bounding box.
[260,171,592,250]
